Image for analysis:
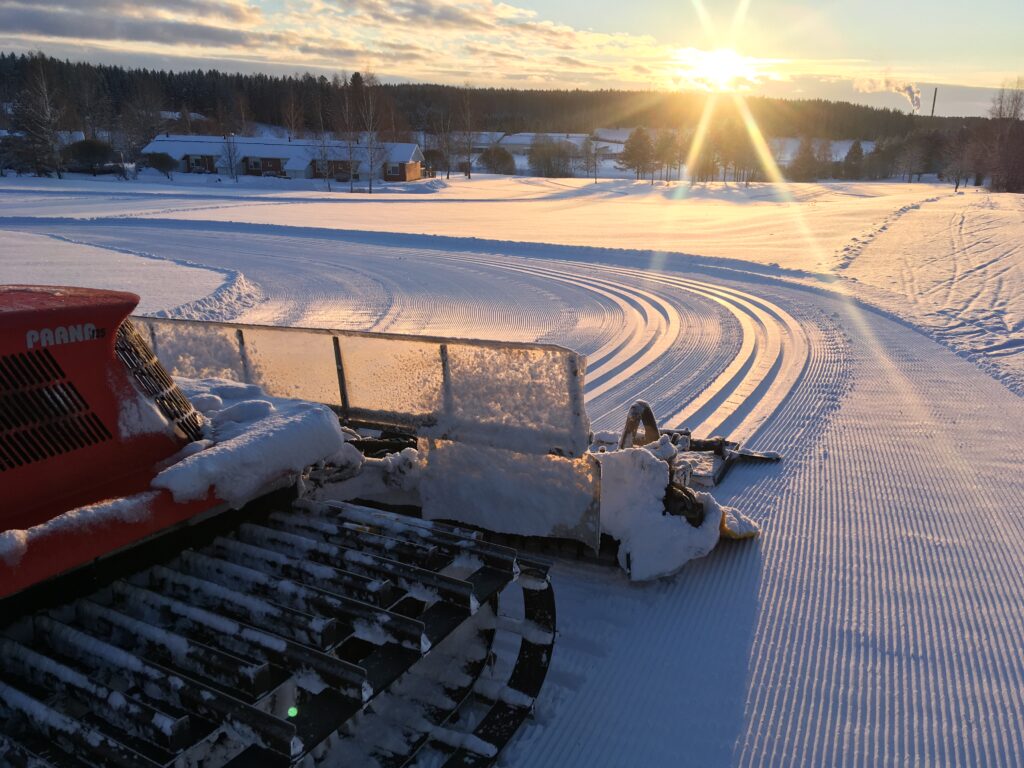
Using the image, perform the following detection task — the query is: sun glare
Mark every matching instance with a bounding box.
[675,47,762,92]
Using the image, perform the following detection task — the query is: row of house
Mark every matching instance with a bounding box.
[141,134,426,182]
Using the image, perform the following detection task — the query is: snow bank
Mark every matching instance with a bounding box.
[0,231,226,315]
[153,378,362,506]
[596,448,722,581]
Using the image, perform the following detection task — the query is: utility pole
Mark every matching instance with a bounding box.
[930,88,938,117]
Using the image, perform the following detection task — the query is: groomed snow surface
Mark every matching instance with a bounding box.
[2,173,1023,766]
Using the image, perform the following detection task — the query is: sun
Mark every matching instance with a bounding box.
[674,47,762,92]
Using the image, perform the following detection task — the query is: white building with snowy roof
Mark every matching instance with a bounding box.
[141,134,426,182]
[498,132,621,159]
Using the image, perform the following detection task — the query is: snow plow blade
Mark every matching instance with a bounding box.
[135,316,603,550]
[134,320,777,574]
[134,316,590,458]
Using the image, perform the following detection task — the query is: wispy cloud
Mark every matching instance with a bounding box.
[0,0,970,95]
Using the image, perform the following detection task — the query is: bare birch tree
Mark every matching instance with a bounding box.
[282,87,304,139]
[221,133,240,181]
[457,85,475,178]
[334,74,360,193]
[360,72,388,194]
[428,108,454,180]
[12,56,64,178]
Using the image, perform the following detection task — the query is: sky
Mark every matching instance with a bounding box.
[0,0,1020,116]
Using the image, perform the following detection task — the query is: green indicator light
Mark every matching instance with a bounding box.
[287,706,299,718]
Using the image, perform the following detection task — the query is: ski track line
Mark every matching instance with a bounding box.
[509,291,853,768]
[4,220,802,444]
[840,192,1024,395]
[733,303,1024,768]
[587,264,809,443]
[423,251,754,431]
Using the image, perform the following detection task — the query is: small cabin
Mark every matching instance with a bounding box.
[383,160,422,182]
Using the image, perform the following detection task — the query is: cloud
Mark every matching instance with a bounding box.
[0,6,272,47]
[0,0,924,98]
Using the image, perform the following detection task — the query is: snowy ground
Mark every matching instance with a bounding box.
[1,173,1023,766]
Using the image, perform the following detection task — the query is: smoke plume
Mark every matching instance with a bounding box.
[854,77,922,112]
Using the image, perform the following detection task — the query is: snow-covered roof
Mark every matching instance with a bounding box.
[500,133,592,148]
[141,134,424,167]
[160,110,206,121]
[770,137,876,164]
[57,130,85,147]
[473,131,505,145]
[593,128,632,144]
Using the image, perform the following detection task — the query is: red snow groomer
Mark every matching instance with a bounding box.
[0,286,555,767]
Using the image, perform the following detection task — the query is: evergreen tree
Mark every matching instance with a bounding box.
[843,140,864,179]
[654,130,679,181]
[618,127,653,181]
[66,138,113,175]
[787,136,819,181]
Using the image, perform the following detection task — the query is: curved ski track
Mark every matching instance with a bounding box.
[3,222,807,441]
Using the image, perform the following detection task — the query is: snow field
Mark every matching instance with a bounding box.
[0,230,228,314]
[840,190,1024,392]
[1,174,1023,766]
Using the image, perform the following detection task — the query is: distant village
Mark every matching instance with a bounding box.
[2,52,1021,192]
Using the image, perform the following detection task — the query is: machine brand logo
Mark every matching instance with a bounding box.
[26,324,105,349]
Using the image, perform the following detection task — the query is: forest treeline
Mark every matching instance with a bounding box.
[0,51,958,139]
[1,51,1022,191]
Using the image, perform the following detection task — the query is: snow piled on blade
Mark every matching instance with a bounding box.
[419,441,600,549]
[597,448,723,581]
[153,378,362,506]
[0,492,159,567]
